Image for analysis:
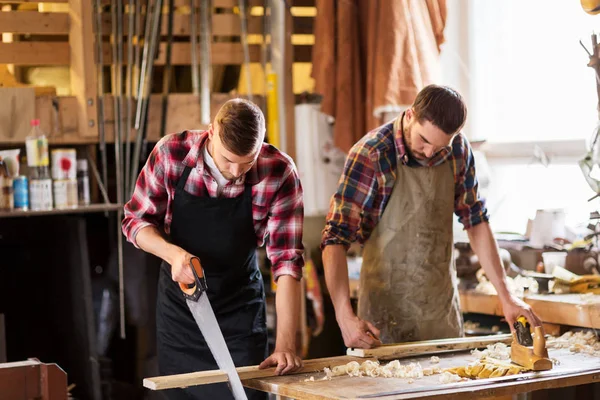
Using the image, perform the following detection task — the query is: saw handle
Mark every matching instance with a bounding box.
[179,257,208,301]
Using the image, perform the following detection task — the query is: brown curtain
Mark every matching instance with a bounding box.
[311,0,447,153]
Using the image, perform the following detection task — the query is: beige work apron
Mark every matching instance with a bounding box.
[357,132,463,343]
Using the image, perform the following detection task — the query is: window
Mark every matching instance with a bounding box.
[442,1,600,237]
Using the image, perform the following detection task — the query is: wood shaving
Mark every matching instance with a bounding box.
[471,342,510,360]
[446,357,526,379]
[430,356,440,364]
[547,331,600,356]
[303,376,315,382]
[325,359,440,380]
[439,371,465,383]
[407,378,415,384]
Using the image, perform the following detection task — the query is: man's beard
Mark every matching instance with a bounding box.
[404,125,428,162]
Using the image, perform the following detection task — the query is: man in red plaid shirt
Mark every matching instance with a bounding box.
[123,99,304,400]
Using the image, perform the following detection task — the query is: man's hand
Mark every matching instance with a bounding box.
[338,312,382,349]
[500,295,543,334]
[168,247,196,284]
[258,347,303,375]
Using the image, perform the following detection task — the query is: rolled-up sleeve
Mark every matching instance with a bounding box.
[267,164,305,281]
[454,140,490,230]
[122,142,169,247]
[321,141,380,249]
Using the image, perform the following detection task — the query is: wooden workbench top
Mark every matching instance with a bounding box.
[244,348,600,400]
[459,290,600,329]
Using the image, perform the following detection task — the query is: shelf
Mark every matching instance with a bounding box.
[0,203,122,218]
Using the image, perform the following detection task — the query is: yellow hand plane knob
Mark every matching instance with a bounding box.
[510,316,553,371]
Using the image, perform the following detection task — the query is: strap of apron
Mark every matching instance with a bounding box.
[243,181,253,199]
[176,166,193,191]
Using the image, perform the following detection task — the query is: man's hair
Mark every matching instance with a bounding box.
[215,98,265,155]
[412,85,467,135]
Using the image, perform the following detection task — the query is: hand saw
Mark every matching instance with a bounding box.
[179,257,248,399]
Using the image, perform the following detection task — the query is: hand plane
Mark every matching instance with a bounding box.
[510,316,553,371]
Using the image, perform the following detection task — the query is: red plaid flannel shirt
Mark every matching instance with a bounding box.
[122,130,305,280]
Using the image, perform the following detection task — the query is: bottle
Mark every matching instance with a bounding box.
[77,159,90,206]
[26,119,53,210]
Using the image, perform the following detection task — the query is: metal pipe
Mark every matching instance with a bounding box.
[112,0,126,341]
[190,0,200,96]
[238,0,252,102]
[111,0,123,206]
[130,0,163,195]
[124,0,136,196]
[93,0,109,202]
[199,0,212,125]
[139,7,164,161]
[117,207,125,339]
[134,0,156,130]
[160,0,175,138]
[270,0,286,152]
[126,0,144,195]
[86,150,110,204]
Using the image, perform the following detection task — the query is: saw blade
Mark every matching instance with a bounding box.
[186,293,248,400]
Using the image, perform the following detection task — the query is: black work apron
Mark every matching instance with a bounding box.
[156,165,268,400]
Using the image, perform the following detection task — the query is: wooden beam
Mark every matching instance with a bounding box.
[143,356,372,391]
[0,0,67,3]
[69,0,98,138]
[0,11,311,37]
[0,42,70,65]
[0,41,311,66]
[346,334,513,359]
[0,11,69,34]
[98,14,312,37]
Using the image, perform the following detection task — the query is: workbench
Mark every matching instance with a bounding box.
[243,348,600,399]
[350,280,600,332]
[459,290,600,331]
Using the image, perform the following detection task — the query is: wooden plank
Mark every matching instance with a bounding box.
[0,42,70,65]
[100,13,264,36]
[0,41,311,66]
[69,0,98,138]
[244,349,600,400]
[0,0,67,3]
[40,363,68,400]
[459,291,600,329]
[0,360,41,399]
[99,14,311,36]
[0,0,310,6]
[0,11,69,34]
[347,334,513,359]
[144,356,372,390]
[0,11,310,37]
